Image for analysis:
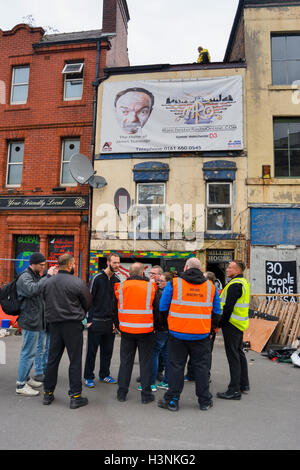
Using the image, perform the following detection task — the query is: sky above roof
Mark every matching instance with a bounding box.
[0,0,240,65]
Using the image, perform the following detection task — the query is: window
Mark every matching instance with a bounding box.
[7,142,24,186]
[274,119,300,177]
[10,66,30,104]
[206,182,232,232]
[61,139,80,185]
[271,35,300,85]
[62,62,84,100]
[135,183,166,239]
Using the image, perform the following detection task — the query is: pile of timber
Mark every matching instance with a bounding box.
[250,295,300,346]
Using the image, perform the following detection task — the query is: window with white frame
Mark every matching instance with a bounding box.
[10,66,30,104]
[60,139,80,185]
[6,141,24,186]
[206,182,232,232]
[62,62,84,101]
[135,183,166,238]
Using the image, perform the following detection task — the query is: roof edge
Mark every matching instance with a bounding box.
[103,61,246,76]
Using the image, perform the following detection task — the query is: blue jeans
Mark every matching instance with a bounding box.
[17,329,43,386]
[151,331,169,384]
[35,330,50,376]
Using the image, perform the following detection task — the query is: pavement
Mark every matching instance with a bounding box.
[0,331,299,451]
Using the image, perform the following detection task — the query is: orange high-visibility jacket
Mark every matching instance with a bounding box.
[114,279,156,334]
[168,277,215,334]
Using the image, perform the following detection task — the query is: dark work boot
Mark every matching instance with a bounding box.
[43,391,55,405]
[70,394,88,409]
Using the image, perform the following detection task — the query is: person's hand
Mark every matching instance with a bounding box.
[86,323,92,328]
[47,265,58,276]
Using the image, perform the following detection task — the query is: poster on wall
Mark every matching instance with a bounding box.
[48,236,74,265]
[14,235,40,276]
[117,263,152,282]
[266,260,297,302]
[100,76,243,154]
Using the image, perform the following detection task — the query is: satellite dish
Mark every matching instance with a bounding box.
[69,153,107,188]
[114,188,131,214]
[88,175,107,189]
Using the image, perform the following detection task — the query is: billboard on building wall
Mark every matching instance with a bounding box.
[100,76,243,154]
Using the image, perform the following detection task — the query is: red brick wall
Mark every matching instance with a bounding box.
[103,0,130,66]
[0,24,108,282]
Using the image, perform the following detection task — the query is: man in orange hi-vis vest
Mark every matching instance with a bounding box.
[157,257,221,412]
[113,262,159,404]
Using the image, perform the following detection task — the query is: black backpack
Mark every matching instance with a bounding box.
[201,51,209,64]
[0,275,22,316]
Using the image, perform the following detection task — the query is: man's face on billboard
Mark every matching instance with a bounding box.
[115,91,152,134]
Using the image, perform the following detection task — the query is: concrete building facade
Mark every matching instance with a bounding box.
[225,0,300,295]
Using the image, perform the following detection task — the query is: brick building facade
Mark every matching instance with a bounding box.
[0,0,130,283]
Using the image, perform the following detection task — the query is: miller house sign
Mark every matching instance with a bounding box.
[0,196,89,210]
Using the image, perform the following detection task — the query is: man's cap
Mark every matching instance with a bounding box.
[29,252,46,265]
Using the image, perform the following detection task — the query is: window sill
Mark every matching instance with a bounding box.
[57,102,86,109]
[268,84,299,90]
[247,178,300,185]
[4,105,30,112]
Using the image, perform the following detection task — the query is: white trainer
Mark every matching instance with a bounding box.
[16,383,40,396]
[27,377,43,388]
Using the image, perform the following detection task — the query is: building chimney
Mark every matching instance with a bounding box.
[102,0,130,66]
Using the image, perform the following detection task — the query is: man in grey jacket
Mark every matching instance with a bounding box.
[43,253,92,409]
[16,252,56,397]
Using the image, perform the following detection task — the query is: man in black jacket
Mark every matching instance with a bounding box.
[16,252,56,397]
[217,260,250,400]
[83,254,120,388]
[43,253,92,409]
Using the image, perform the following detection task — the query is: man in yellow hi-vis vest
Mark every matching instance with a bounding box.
[217,260,250,400]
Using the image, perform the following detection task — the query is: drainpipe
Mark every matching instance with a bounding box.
[86,37,110,283]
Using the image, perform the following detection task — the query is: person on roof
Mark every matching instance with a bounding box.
[197,46,211,64]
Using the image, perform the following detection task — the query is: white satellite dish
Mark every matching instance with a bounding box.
[69,153,107,188]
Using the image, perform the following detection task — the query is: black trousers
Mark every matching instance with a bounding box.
[165,335,212,407]
[44,321,84,396]
[84,323,115,380]
[222,322,249,392]
[186,330,216,380]
[118,332,155,401]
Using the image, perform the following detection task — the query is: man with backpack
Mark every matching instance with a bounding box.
[16,252,56,397]
[197,46,211,64]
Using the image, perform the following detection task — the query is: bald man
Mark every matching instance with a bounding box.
[113,263,159,404]
[157,257,221,412]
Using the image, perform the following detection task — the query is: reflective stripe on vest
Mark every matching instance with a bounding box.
[220,278,250,332]
[115,280,155,333]
[171,277,213,309]
[168,277,214,334]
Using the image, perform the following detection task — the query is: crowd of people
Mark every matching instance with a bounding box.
[14,252,250,411]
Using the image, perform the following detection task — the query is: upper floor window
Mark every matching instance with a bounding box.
[7,141,24,186]
[271,35,300,85]
[206,182,232,232]
[10,66,30,104]
[62,62,84,101]
[60,138,80,185]
[274,119,300,177]
[135,183,166,239]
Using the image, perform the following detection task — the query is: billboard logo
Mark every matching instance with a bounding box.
[102,142,112,152]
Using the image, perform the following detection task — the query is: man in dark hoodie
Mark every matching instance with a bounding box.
[157,257,221,412]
